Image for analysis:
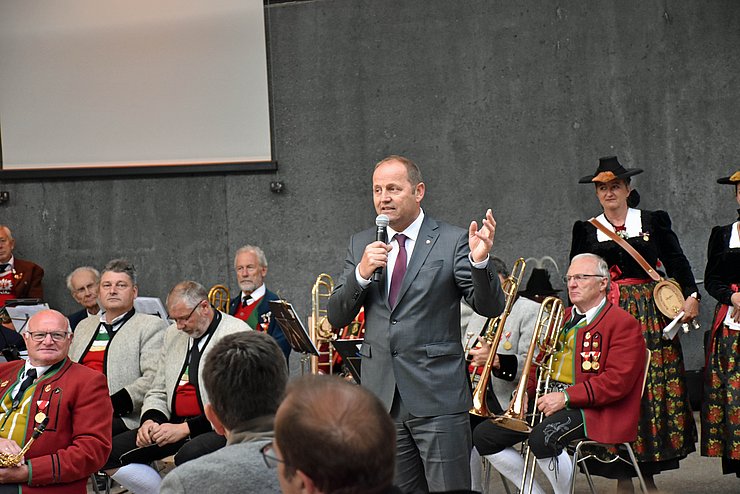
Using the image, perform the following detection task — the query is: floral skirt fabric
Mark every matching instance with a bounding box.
[701,303,740,476]
[619,282,696,468]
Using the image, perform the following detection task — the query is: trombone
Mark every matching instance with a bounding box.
[491,296,564,494]
[309,273,336,375]
[469,258,526,417]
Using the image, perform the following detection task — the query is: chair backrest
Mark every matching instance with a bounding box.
[208,284,230,313]
[640,348,652,398]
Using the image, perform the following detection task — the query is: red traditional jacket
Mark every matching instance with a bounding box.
[528,301,646,444]
[0,358,112,493]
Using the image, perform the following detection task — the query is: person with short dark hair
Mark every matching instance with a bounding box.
[327,155,504,492]
[70,259,167,437]
[159,331,288,493]
[464,257,543,491]
[105,281,250,494]
[273,375,401,494]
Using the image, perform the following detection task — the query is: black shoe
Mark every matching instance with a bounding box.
[94,473,109,492]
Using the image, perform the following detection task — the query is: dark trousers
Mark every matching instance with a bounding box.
[391,389,472,494]
[104,428,226,470]
[473,408,586,458]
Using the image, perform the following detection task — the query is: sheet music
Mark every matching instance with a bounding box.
[134,297,170,323]
[269,300,319,355]
[5,304,50,333]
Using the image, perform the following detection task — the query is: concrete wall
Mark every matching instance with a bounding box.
[2,0,739,369]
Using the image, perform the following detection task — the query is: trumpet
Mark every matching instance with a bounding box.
[469,258,526,417]
[491,296,563,432]
[0,417,49,468]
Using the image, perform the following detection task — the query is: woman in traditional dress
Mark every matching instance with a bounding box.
[702,170,740,478]
[569,156,699,490]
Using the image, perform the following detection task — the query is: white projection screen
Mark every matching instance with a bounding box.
[0,0,274,178]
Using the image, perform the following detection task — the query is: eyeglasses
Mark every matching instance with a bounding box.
[562,274,606,284]
[260,442,285,469]
[73,283,97,295]
[100,282,132,291]
[26,331,70,342]
[172,300,206,323]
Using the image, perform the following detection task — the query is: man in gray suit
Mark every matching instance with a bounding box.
[327,155,505,493]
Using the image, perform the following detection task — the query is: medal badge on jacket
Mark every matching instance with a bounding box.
[259,312,271,332]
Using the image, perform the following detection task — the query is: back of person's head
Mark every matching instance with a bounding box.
[275,375,395,494]
[203,331,287,430]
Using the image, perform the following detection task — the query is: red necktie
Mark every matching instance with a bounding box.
[388,234,407,308]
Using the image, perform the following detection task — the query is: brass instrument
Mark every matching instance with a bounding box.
[309,274,336,374]
[469,258,526,417]
[0,418,48,467]
[491,296,563,494]
[492,295,563,432]
[208,284,230,313]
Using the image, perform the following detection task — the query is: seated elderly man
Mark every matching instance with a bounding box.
[472,253,646,494]
[160,331,288,494]
[0,225,44,304]
[272,375,401,494]
[65,266,101,331]
[0,309,112,493]
[70,259,167,438]
[105,281,249,494]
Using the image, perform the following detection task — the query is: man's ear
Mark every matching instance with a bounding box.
[204,403,226,436]
[296,470,320,494]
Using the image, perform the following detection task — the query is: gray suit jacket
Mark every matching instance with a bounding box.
[70,312,167,429]
[327,215,504,416]
[142,313,249,420]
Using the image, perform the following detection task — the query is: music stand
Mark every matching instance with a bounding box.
[331,338,363,384]
[134,296,170,323]
[269,300,319,375]
[3,300,49,333]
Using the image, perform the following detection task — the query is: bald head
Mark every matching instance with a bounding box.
[25,310,73,367]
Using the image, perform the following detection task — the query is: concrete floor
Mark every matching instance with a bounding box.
[482,413,738,494]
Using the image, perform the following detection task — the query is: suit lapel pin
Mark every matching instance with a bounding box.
[425,239,431,244]
[0,380,7,387]
[44,384,52,392]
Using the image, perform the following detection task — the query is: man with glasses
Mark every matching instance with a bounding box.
[65,266,101,331]
[70,259,167,438]
[159,330,287,494]
[105,281,249,494]
[271,375,401,494]
[472,253,646,494]
[0,309,112,493]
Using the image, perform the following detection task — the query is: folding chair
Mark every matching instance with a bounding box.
[568,348,652,494]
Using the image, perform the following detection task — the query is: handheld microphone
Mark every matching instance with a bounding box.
[373,214,389,282]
